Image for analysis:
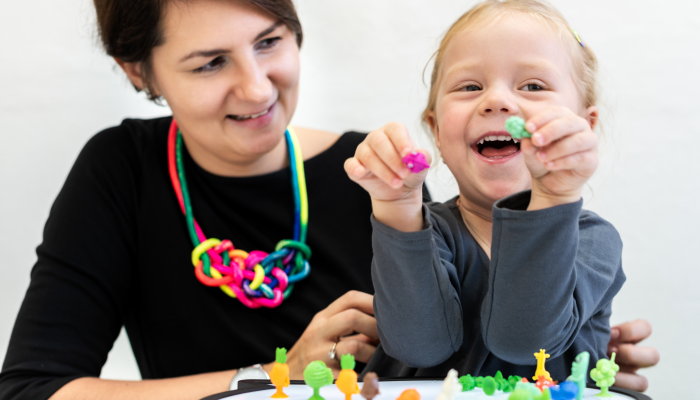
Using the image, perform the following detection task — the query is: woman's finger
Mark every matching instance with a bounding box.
[335,336,377,364]
[531,113,589,147]
[325,308,379,342]
[320,291,374,318]
[612,371,649,392]
[611,320,653,345]
[535,131,597,164]
[344,157,370,181]
[542,149,598,172]
[613,344,660,369]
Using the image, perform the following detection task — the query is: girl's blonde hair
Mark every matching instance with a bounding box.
[422,0,599,129]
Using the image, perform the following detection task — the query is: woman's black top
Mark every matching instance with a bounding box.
[0,117,398,400]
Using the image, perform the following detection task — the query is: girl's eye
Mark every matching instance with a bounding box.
[521,83,543,92]
[193,56,226,73]
[461,84,482,92]
[256,37,281,50]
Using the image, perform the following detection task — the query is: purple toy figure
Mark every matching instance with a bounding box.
[402,152,430,173]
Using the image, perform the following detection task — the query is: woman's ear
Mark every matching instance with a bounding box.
[115,58,146,91]
[427,111,441,149]
[586,106,599,131]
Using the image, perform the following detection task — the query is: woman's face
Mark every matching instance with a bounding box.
[429,16,592,211]
[149,0,300,174]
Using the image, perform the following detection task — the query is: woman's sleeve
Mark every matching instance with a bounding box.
[481,191,625,364]
[0,128,141,400]
[370,205,464,368]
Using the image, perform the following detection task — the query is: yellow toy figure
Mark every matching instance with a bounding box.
[533,349,552,381]
[336,354,360,400]
[270,348,290,398]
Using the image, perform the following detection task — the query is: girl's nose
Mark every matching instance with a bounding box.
[480,88,518,115]
[233,55,273,104]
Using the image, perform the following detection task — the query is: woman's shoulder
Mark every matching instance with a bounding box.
[84,116,171,157]
[292,126,366,161]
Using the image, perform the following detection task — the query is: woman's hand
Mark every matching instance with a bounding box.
[345,122,431,232]
[519,106,599,211]
[279,291,379,380]
[608,320,660,392]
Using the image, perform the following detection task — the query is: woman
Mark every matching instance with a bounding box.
[0,0,657,399]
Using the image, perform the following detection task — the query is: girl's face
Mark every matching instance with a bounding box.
[148,0,300,174]
[429,15,594,210]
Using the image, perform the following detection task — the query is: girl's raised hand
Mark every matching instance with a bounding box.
[519,106,599,211]
[344,122,430,202]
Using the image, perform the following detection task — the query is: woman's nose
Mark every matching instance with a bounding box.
[233,56,273,104]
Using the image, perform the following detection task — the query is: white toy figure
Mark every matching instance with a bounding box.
[436,369,461,400]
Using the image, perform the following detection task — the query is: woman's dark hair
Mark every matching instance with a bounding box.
[94,0,303,101]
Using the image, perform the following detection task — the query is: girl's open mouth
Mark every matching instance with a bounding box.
[475,134,521,160]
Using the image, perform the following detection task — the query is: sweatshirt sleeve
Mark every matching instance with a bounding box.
[0,127,141,400]
[481,191,625,364]
[370,205,464,368]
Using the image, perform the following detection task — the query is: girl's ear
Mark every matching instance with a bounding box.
[115,58,147,92]
[586,106,599,130]
[427,111,441,149]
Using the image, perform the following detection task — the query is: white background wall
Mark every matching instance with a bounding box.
[1,0,698,399]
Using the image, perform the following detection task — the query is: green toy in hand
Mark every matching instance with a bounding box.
[505,116,532,139]
[590,353,619,398]
[304,361,334,400]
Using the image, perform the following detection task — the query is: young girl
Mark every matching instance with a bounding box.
[345,0,625,380]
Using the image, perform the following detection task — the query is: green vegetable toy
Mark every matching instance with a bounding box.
[590,353,619,398]
[505,116,532,139]
[458,374,476,392]
[303,360,334,400]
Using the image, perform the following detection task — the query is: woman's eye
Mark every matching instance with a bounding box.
[521,83,543,92]
[193,56,226,73]
[461,84,482,92]
[257,37,281,50]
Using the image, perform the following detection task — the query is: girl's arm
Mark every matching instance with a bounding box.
[480,192,625,364]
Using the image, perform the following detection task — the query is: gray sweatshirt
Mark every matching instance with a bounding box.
[364,191,625,381]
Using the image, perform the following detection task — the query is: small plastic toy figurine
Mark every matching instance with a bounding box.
[458,374,476,392]
[336,354,360,400]
[590,352,619,398]
[402,152,430,173]
[360,372,380,400]
[509,384,551,400]
[396,389,420,400]
[436,369,461,400]
[550,381,579,400]
[535,376,555,392]
[533,349,552,381]
[303,360,334,400]
[270,348,290,398]
[482,376,497,396]
[566,351,589,400]
[505,116,532,139]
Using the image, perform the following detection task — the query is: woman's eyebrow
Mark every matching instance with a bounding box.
[179,22,283,63]
[253,21,283,42]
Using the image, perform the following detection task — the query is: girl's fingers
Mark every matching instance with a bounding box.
[536,131,598,163]
[542,149,598,172]
[367,129,411,178]
[525,106,571,142]
[354,142,403,188]
[531,113,589,147]
[382,122,417,160]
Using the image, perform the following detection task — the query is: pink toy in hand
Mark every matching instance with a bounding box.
[402,152,429,173]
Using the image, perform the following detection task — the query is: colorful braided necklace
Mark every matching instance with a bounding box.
[167,119,311,308]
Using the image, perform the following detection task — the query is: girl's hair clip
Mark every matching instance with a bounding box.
[572,29,586,48]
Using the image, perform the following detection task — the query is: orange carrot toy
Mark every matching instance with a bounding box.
[336,354,360,400]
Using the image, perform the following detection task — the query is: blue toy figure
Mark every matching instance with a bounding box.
[550,381,578,400]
